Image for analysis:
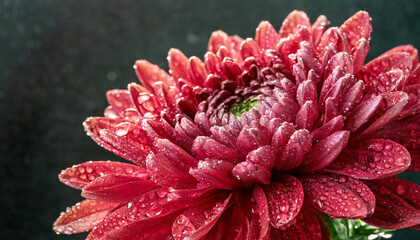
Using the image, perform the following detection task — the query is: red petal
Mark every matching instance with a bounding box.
[323,75,356,111]
[296,80,317,107]
[311,15,330,46]
[344,95,382,132]
[312,115,345,142]
[361,52,413,86]
[59,161,145,190]
[277,26,312,67]
[352,38,370,74]
[326,139,411,179]
[168,48,191,82]
[252,185,270,238]
[255,21,279,50]
[381,45,419,68]
[125,187,212,221]
[246,145,276,170]
[399,83,420,119]
[134,60,174,92]
[295,100,319,130]
[279,10,311,38]
[172,192,232,240]
[271,92,300,122]
[106,90,135,117]
[301,173,372,219]
[83,117,152,166]
[190,159,240,190]
[272,122,296,153]
[81,173,157,202]
[146,153,197,188]
[189,56,207,86]
[365,115,419,171]
[208,30,229,54]
[277,129,312,171]
[264,174,304,228]
[362,91,408,136]
[338,80,364,115]
[339,11,372,50]
[332,174,376,216]
[240,38,263,60]
[299,130,349,172]
[319,67,347,108]
[323,52,353,81]
[232,160,271,185]
[316,28,348,56]
[156,138,198,173]
[87,206,180,240]
[53,200,118,234]
[270,203,323,240]
[363,177,420,229]
[236,124,269,157]
[192,136,240,163]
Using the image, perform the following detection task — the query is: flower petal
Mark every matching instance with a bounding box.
[134,60,174,92]
[172,192,232,240]
[316,28,348,56]
[363,177,420,229]
[338,80,364,115]
[156,138,198,173]
[270,203,323,240]
[192,136,241,163]
[344,95,382,132]
[168,48,191,82]
[106,89,135,117]
[208,204,249,240]
[81,173,157,202]
[146,153,197,188]
[361,91,408,136]
[232,160,271,185]
[339,11,372,50]
[190,159,240,190]
[255,21,279,50]
[312,115,345,142]
[279,10,311,38]
[295,100,319,130]
[301,173,372,219]
[361,52,412,86]
[326,139,411,179]
[236,123,269,157]
[59,161,145,190]
[53,200,118,234]
[276,129,312,171]
[352,38,370,74]
[83,117,152,166]
[264,174,304,228]
[380,45,419,68]
[296,80,317,107]
[311,15,330,46]
[299,130,349,172]
[87,206,180,240]
[125,187,212,221]
[399,83,420,119]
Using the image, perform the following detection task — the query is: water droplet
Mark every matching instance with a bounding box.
[396,185,406,195]
[115,122,130,136]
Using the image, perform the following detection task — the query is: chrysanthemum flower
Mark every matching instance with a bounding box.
[54,10,420,239]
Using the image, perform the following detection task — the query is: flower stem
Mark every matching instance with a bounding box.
[324,215,395,240]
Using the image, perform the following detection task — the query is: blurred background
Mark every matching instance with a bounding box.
[1,0,419,239]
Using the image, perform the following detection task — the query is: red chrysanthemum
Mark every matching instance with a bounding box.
[54,11,420,239]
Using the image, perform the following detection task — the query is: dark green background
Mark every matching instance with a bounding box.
[1,0,419,239]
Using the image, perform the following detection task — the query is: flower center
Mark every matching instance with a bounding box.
[229,97,259,117]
